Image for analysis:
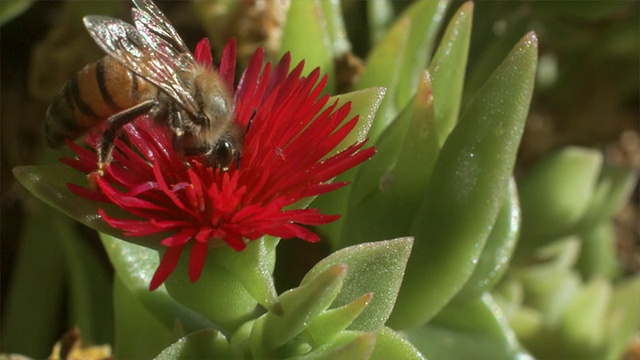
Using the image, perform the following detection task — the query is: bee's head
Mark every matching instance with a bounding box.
[203,123,244,171]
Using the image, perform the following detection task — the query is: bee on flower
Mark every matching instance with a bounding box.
[57,0,375,290]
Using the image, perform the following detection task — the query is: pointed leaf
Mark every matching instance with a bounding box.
[155,329,231,360]
[389,33,538,328]
[371,326,425,360]
[262,264,347,349]
[306,293,373,347]
[162,242,267,332]
[342,71,438,245]
[605,275,640,360]
[101,234,217,334]
[13,164,161,248]
[280,0,334,92]
[454,178,520,302]
[408,293,531,360]
[302,237,413,331]
[517,147,603,255]
[113,276,175,358]
[296,331,376,360]
[428,2,473,144]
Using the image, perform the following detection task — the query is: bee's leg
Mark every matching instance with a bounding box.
[96,99,157,175]
[167,105,190,168]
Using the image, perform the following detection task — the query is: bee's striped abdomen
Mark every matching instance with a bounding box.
[45,56,155,147]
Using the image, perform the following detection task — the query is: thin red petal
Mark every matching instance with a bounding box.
[189,240,208,282]
[150,246,183,290]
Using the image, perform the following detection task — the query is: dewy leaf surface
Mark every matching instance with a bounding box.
[389,32,538,329]
[302,237,413,331]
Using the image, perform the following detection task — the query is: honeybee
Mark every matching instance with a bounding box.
[45,0,243,174]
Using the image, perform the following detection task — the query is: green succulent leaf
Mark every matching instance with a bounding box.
[408,293,531,360]
[576,222,621,280]
[605,275,640,360]
[574,163,639,234]
[557,276,611,358]
[517,146,603,256]
[113,276,175,359]
[295,331,376,360]
[428,1,473,145]
[395,0,449,107]
[101,234,218,334]
[1,202,72,357]
[12,164,156,247]
[354,0,448,143]
[261,264,347,350]
[305,293,373,347]
[371,326,425,360]
[281,0,334,92]
[0,0,35,25]
[163,240,275,333]
[454,178,520,302]
[388,32,538,329]
[343,71,438,244]
[330,87,386,155]
[320,0,351,57]
[154,329,231,360]
[307,87,385,243]
[302,237,413,332]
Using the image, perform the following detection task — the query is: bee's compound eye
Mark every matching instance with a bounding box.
[214,140,234,170]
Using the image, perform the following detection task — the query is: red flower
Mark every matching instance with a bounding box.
[63,38,375,290]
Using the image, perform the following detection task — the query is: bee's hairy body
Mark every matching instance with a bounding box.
[44,0,244,174]
[45,56,157,147]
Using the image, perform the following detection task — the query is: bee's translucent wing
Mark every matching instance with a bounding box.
[131,0,194,68]
[83,16,199,116]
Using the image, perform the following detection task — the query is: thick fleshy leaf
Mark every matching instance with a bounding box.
[454,178,520,302]
[605,275,640,360]
[514,239,582,324]
[341,71,438,245]
[302,237,413,332]
[1,200,69,357]
[13,164,162,248]
[258,264,347,351]
[352,12,407,142]
[101,234,216,334]
[517,147,603,256]
[305,293,373,347]
[328,87,386,154]
[576,222,621,280]
[573,163,639,234]
[162,241,274,332]
[371,326,425,360]
[367,0,394,44]
[113,276,175,359]
[428,2,473,144]
[354,0,448,143]
[154,329,231,360]
[557,277,611,358]
[308,87,385,242]
[320,0,351,57]
[408,293,531,360]
[389,32,538,329]
[0,0,34,25]
[280,0,334,92]
[395,0,449,106]
[295,331,376,360]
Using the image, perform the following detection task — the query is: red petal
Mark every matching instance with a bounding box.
[194,38,213,67]
[150,246,183,290]
[189,240,208,282]
[219,38,237,90]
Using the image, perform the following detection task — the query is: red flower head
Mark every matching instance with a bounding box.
[63,38,375,290]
